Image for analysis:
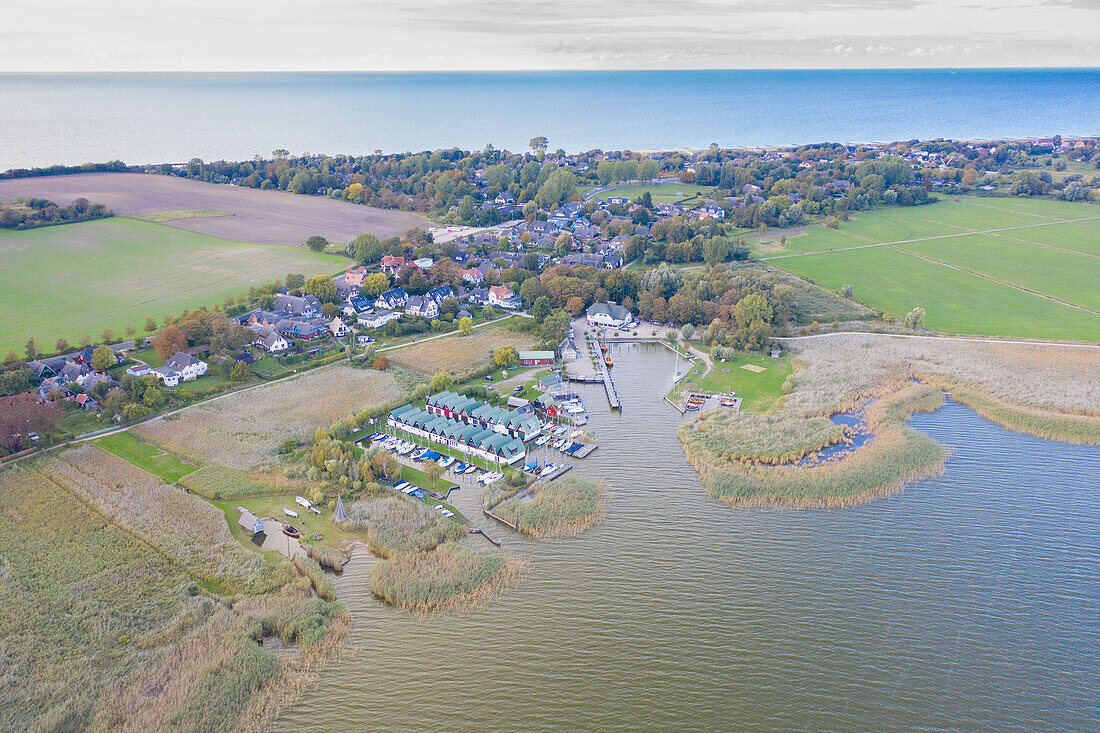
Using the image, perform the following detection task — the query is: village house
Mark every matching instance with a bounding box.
[344,265,368,287]
[273,294,322,318]
[586,301,634,329]
[557,335,579,361]
[163,352,208,381]
[358,309,401,329]
[380,255,408,275]
[488,285,521,309]
[404,295,439,319]
[375,287,409,311]
[251,325,290,352]
[518,350,555,366]
[329,317,349,337]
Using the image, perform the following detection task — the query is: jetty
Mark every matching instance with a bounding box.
[585,331,622,410]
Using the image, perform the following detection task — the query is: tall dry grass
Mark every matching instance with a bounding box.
[134,363,405,469]
[36,445,291,594]
[368,542,526,613]
[389,324,540,376]
[0,462,348,733]
[340,493,464,557]
[491,476,609,538]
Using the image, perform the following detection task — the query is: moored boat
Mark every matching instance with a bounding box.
[281,523,301,539]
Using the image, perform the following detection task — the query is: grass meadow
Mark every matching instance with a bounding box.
[93,431,198,483]
[388,321,540,376]
[593,181,716,205]
[673,352,793,411]
[758,196,1100,341]
[0,216,344,352]
[135,364,405,469]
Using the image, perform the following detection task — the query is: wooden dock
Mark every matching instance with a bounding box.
[571,442,598,458]
[587,332,622,410]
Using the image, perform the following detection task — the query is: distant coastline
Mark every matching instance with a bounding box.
[2,68,1097,169]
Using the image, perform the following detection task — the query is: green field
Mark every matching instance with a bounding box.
[593,181,716,205]
[93,431,198,483]
[0,216,345,352]
[675,353,792,411]
[760,196,1100,341]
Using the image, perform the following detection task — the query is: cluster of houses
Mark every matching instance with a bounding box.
[30,346,121,409]
[387,390,545,465]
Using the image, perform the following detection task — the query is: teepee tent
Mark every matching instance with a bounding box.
[333,496,348,523]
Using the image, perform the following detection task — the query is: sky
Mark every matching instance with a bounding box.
[0,0,1097,71]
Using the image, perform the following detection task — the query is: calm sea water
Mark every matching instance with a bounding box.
[281,343,1100,732]
[1,69,1098,170]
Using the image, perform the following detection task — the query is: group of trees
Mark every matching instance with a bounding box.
[151,309,253,360]
[0,197,111,229]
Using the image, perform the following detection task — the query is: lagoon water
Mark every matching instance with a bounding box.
[2,69,1099,170]
[281,343,1100,731]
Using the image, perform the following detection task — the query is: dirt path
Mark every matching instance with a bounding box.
[775,331,1100,349]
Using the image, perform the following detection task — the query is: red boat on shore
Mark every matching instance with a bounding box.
[281,523,301,539]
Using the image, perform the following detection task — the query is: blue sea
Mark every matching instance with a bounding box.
[0,69,1097,169]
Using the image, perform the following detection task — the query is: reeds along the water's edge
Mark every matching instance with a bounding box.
[491,477,610,538]
[368,543,527,613]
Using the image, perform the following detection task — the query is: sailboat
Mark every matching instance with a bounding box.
[672,347,685,384]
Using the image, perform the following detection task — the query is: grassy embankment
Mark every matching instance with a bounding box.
[93,431,198,483]
[679,333,1100,508]
[0,216,344,352]
[0,452,347,731]
[670,352,792,412]
[758,196,1100,341]
[485,475,609,538]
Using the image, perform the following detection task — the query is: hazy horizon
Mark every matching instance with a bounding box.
[1,0,1097,72]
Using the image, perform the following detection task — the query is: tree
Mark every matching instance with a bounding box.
[430,371,454,392]
[142,386,166,409]
[101,328,115,344]
[144,316,157,333]
[425,460,444,492]
[372,356,390,371]
[24,338,37,361]
[0,394,60,454]
[55,338,69,354]
[124,323,136,338]
[841,284,854,299]
[90,345,116,372]
[681,323,695,340]
[565,296,586,317]
[361,272,390,297]
[229,361,251,382]
[539,308,571,344]
[458,316,473,336]
[905,306,926,330]
[151,325,188,360]
[529,136,549,157]
[494,345,519,367]
[305,274,336,302]
[530,296,552,323]
[286,273,306,290]
[305,235,329,252]
[733,293,773,330]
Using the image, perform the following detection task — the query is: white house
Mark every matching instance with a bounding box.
[488,285,521,309]
[252,326,289,353]
[358,309,401,329]
[329,317,349,337]
[163,352,208,381]
[586,301,633,329]
[152,366,180,387]
[404,295,439,319]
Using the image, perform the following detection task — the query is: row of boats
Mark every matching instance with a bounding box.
[368,432,483,475]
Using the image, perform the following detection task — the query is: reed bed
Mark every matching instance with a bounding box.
[134,364,404,469]
[368,542,526,613]
[388,324,539,376]
[680,411,845,466]
[491,476,609,538]
[0,463,348,733]
[300,542,348,571]
[945,383,1100,445]
[291,554,338,601]
[37,445,291,594]
[340,494,464,557]
[681,384,947,508]
[179,464,296,500]
[784,333,1100,416]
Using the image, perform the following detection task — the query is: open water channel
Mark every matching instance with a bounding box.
[281,343,1100,731]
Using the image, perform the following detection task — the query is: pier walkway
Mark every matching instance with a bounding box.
[585,331,622,410]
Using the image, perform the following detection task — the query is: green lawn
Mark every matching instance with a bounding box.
[761,196,1100,341]
[593,182,716,205]
[93,431,198,483]
[0,216,345,352]
[674,353,792,412]
[135,209,232,222]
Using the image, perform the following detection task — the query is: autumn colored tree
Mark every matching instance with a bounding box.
[0,394,60,454]
[90,346,116,372]
[372,356,390,371]
[458,317,473,336]
[152,324,188,360]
